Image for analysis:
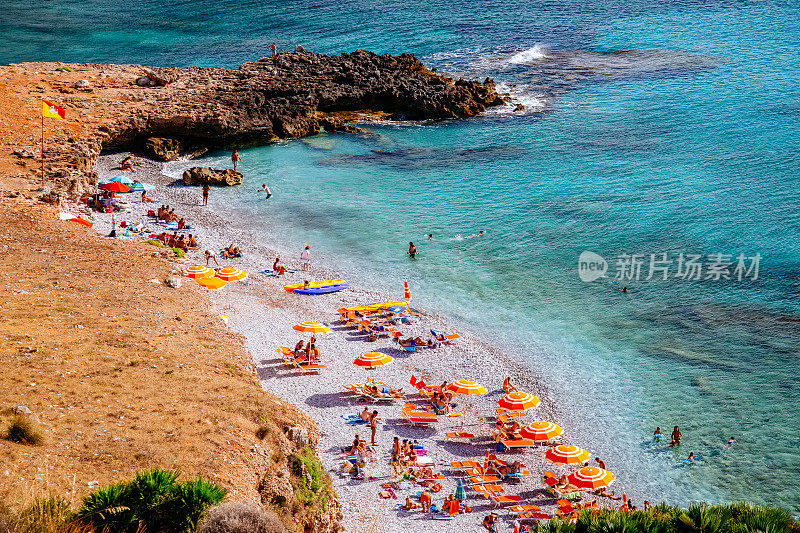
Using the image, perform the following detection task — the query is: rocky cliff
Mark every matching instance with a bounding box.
[0,50,504,198]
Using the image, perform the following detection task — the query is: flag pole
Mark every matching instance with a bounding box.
[41,113,45,187]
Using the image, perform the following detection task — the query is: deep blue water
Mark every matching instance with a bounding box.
[4,0,800,513]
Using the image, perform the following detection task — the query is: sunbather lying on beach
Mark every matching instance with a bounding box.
[222,244,241,258]
[395,336,433,348]
[367,384,404,398]
[595,488,621,500]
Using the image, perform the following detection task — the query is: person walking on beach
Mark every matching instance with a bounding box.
[369,410,379,446]
[301,245,311,271]
[408,241,417,258]
[670,426,683,447]
[231,150,242,171]
[595,457,606,469]
[202,184,210,206]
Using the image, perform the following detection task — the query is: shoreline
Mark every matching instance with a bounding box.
[85,150,630,531]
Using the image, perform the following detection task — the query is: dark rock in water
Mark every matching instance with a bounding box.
[143,137,184,161]
[514,104,526,112]
[14,49,504,197]
[182,167,243,187]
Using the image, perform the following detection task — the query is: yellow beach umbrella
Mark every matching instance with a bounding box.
[292,322,332,334]
[567,466,615,490]
[519,420,563,442]
[497,391,540,411]
[353,352,394,369]
[215,267,247,281]
[184,265,214,279]
[447,379,488,395]
[195,276,227,290]
[545,444,591,465]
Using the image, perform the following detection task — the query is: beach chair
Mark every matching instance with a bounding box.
[445,432,475,439]
[473,484,503,493]
[470,475,501,484]
[518,512,551,520]
[502,438,536,450]
[402,403,438,426]
[510,505,541,513]
[450,460,480,469]
[487,492,524,508]
[430,329,460,343]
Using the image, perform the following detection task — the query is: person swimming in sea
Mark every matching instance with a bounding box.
[408,241,417,258]
[259,184,272,198]
[724,436,737,449]
[687,451,696,463]
[428,233,433,240]
[465,230,484,239]
[653,427,663,441]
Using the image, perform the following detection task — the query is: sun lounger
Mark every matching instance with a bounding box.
[487,492,524,508]
[510,505,541,513]
[430,329,460,343]
[518,512,551,520]
[445,432,475,439]
[473,484,503,493]
[502,438,536,449]
[450,460,480,469]
[470,476,501,484]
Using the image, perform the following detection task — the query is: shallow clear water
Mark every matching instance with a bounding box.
[4,0,800,512]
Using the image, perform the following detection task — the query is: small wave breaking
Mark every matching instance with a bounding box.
[507,44,549,64]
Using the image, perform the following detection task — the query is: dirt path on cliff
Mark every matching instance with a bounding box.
[0,195,323,525]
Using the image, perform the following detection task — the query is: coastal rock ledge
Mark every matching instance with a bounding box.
[1,50,505,198]
[182,167,243,187]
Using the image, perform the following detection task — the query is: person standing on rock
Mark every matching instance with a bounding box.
[202,183,210,206]
[231,150,242,171]
[270,42,278,63]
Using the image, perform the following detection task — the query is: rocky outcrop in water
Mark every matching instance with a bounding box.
[0,50,504,198]
[182,167,243,186]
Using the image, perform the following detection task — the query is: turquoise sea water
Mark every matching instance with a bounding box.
[3,0,800,512]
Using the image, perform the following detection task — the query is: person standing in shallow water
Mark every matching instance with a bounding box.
[670,426,683,447]
[202,184,210,206]
[408,241,417,258]
[231,150,242,171]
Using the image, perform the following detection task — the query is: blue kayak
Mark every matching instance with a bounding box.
[293,283,350,295]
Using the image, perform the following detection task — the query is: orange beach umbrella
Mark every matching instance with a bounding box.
[447,380,488,395]
[292,322,332,334]
[498,391,540,411]
[354,352,394,369]
[195,276,227,290]
[545,444,591,465]
[184,265,214,279]
[215,267,247,281]
[567,466,615,490]
[519,421,563,442]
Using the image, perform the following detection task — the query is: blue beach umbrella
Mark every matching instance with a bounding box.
[129,182,154,191]
[109,175,134,185]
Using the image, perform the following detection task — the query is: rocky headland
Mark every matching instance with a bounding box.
[0,50,503,199]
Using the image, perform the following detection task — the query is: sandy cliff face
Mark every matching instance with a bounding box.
[0,50,503,198]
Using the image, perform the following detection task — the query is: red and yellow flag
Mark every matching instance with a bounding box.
[42,100,65,119]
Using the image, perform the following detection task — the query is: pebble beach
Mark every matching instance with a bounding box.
[73,152,627,532]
